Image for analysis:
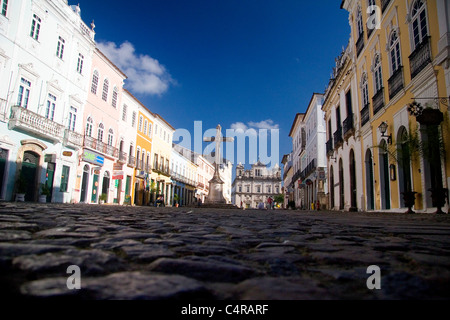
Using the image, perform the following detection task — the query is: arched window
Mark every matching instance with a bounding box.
[144,120,148,135]
[102,79,109,102]
[91,70,99,94]
[112,87,118,108]
[107,129,114,146]
[411,0,428,49]
[98,123,104,142]
[85,117,93,137]
[373,54,383,93]
[389,30,401,74]
[361,72,369,107]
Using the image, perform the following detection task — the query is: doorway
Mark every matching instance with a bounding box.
[45,163,55,202]
[330,165,335,209]
[80,165,89,203]
[365,149,375,210]
[339,159,344,210]
[379,140,391,210]
[22,151,40,202]
[0,148,8,200]
[349,150,357,211]
[101,171,110,203]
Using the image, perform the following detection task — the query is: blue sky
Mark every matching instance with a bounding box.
[76,0,350,168]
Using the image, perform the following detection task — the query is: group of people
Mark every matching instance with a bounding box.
[257,197,276,210]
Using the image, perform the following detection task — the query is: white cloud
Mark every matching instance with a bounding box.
[247,119,279,130]
[97,41,174,96]
[230,122,248,132]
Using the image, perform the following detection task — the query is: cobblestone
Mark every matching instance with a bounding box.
[0,203,449,300]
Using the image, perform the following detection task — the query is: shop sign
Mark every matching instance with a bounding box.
[83,150,105,166]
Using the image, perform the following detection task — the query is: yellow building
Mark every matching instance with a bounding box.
[133,105,154,206]
[341,0,449,213]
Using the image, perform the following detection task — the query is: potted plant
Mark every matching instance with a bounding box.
[173,194,180,207]
[99,193,107,204]
[39,183,51,203]
[15,171,27,202]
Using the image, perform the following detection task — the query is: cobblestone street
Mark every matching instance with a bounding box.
[0,203,449,300]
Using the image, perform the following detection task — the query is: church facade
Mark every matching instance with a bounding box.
[232,161,282,209]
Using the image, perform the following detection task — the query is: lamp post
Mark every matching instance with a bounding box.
[408,99,448,214]
[378,121,392,144]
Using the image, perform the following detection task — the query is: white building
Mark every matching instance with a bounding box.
[0,0,95,202]
[232,161,282,209]
[289,113,305,209]
[300,93,328,210]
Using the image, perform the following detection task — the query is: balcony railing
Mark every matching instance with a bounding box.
[388,66,404,100]
[361,103,370,126]
[128,156,136,168]
[9,106,65,142]
[356,33,365,57]
[136,159,143,170]
[118,151,127,164]
[343,114,354,138]
[302,159,317,179]
[84,136,119,158]
[409,36,431,80]
[381,0,392,12]
[64,129,83,150]
[326,139,334,156]
[171,170,197,187]
[372,88,385,115]
[334,126,343,149]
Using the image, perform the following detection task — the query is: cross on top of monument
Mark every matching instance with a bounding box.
[204,125,234,172]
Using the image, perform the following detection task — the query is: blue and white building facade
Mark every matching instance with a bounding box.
[0,0,95,202]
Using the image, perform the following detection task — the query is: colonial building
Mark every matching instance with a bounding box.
[0,0,95,203]
[340,0,450,213]
[76,48,126,205]
[171,144,198,206]
[289,113,305,208]
[232,161,282,209]
[322,42,364,212]
[282,153,294,208]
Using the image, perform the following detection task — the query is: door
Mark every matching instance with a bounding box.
[349,150,357,210]
[45,163,55,202]
[379,140,391,210]
[101,172,110,203]
[330,166,335,209]
[22,151,40,202]
[80,165,89,203]
[91,173,99,203]
[0,149,8,200]
[339,159,344,210]
[365,150,375,210]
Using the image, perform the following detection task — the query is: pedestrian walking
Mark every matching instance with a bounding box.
[267,197,273,210]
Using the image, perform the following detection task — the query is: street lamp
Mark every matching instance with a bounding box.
[378,121,392,145]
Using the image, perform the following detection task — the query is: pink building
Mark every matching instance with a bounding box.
[74,48,127,204]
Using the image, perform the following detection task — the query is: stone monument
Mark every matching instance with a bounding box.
[203,125,235,206]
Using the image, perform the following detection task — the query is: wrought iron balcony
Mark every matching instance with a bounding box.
[372,88,385,115]
[84,136,119,159]
[388,67,404,99]
[118,151,128,165]
[361,103,370,126]
[128,156,136,168]
[9,106,65,142]
[381,0,392,12]
[63,129,83,150]
[343,114,354,138]
[326,139,334,156]
[334,126,343,149]
[136,159,144,171]
[409,36,431,80]
[356,33,365,57]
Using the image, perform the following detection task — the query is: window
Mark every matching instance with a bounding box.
[107,129,114,146]
[154,154,159,169]
[389,30,401,73]
[148,123,152,137]
[91,71,99,94]
[102,79,109,101]
[98,123,104,142]
[132,111,137,128]
[1,0,8,16]
[45,93,56,121]
[85,117,93,137]
[77,54,84,74]
[30,14,41,41]
[373,54,383,93]
[238,186,242,193]
[139,116,143,132]
[60,165,70,193]
[122,104,127,122]
[166,159,169,173]
[68,107,77,131]
[144,120,148,135]
[56,36,65,59]
[356,6,363,38]
[361,73,369,107]
[112,87,118,108]
[246,186,250,193]
[411,0,428,49]
[257,186,261,193]
[17,78,31,108]
[160,157,165,171]
[268,186,271,193]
